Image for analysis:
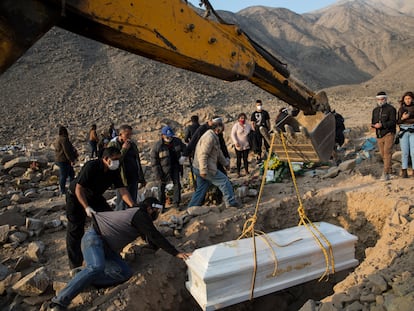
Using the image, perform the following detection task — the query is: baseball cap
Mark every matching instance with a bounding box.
[161,126,174,137]
[211,116,223,124]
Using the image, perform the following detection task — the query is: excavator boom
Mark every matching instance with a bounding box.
[1,0,330,114]
[0,0,335,160]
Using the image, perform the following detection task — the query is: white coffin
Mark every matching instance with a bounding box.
[185,222,358,311]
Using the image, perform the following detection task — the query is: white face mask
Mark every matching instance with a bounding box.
[108,159,120,170]
[257,105,262,111]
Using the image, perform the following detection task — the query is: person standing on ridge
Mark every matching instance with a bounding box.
[54,126,78,196]
[371,91,396,181]
[151,126,187,210]
[107,124,146,210]
[250,99,271,163]
[88,124,99,158]
[184,115,200,143]
[231,113,251,177]
[108,122,118,139]
[396,91,414,178]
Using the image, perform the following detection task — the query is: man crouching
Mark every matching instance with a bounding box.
[47,197,191,310]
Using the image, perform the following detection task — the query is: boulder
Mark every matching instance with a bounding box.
[12,267,49,296]
[26,241,45,262]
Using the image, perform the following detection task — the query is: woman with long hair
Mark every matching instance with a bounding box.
[396,91,414,178]
[231,113,252,177]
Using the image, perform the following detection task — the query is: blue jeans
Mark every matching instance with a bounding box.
[188,167,237,207]
[89,141,98,158]
[400,126,414,169]
[53,228,132,307]
[115,181,138,210]
[55,162,75,194]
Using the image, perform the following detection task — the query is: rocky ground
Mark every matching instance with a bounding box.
[0,99,413,311]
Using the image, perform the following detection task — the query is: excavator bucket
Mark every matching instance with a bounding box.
[261,112,336,163]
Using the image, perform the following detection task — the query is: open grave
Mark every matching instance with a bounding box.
[120,175,406,311]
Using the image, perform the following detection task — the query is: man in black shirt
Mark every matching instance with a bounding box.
[183,116,230,167]
[48,197,191,311]
[250,99,271,163]
[184,115,200,143]
[65,147,137,270]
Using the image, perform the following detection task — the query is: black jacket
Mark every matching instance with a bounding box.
[151,137,186,181]
[107,138,146,185]
[184,122,200,143]
[397,103,414,125]
[371,103,396,138]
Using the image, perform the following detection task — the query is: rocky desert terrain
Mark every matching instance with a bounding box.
[0,0,413,310]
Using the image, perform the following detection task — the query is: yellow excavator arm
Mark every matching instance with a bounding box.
[0,0,335,161]
[0,0,330,114]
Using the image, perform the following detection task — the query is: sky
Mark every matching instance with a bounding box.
[188,0,339,14]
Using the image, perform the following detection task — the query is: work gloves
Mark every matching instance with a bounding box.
[179,156,188,165]
[85,206,96,218]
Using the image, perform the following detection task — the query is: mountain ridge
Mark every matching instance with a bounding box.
[234,0,414,88]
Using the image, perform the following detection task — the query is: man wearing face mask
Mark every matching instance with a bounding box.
[251,99,271,163]
[188,120,241,209]
[108,124,146,210]
[371,91,397,181]
[150,126,187,210]
[47,197,191,311]
[65,147,137,272]
[183,116,230,170]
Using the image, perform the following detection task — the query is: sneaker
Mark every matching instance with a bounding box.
[227,201,243,209]
[47,302,67,311]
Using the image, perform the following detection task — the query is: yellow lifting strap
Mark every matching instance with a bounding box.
[279,131,336,281]
[238,131,335,301]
